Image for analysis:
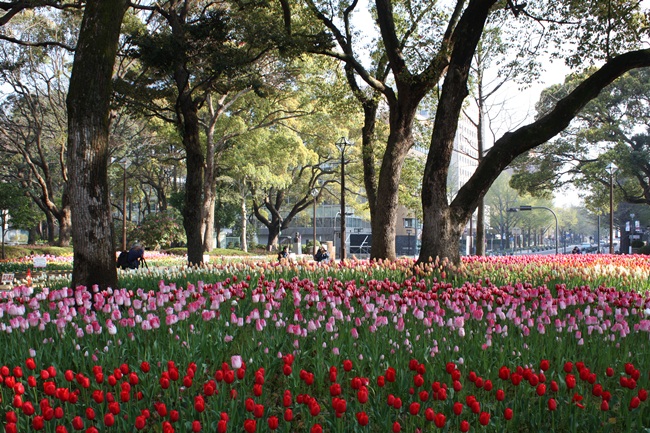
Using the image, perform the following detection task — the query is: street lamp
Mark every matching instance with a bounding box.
[122,159,131,252]
[606,163,617,254]
[0,209,8,260]
[311,188,318,255]
[336,137,352,260]
[507,205,559,255]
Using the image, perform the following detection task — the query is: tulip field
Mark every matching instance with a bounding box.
[0,254,649,432]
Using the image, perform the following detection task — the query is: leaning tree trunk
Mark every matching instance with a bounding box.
[369,99,419,261]
[66,0,127,290]
[240,195,248,253]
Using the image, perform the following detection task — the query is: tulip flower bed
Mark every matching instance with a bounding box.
[0,255,649,432]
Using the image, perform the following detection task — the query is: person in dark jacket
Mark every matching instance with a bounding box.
[126,244,145,269]
[314,246,329,263]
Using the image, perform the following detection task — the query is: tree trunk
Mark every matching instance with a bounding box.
[202,189,216,252]
[476,198,485,255]
[66,0,127,290]
[266,221,281,251]
[56,205,72,247]
[46,212,56,244]
[240,194,248,253]
[177,90,204,265]
[418,205,464,264]
[370,100,419,260]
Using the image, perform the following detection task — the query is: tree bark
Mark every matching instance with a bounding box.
[66,0,127,289]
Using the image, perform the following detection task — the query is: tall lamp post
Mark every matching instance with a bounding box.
[507,205,559,255]
[122,159,130,252]
[336,137,351,260]
[311,188,318,255]
[606,163,617,254]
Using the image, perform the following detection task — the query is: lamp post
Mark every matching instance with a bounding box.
[311,188,318,255]
[606,163,617,254]
[122,159,130,252]
[507,205,559,254]
[629,213,635,254]
[336,137,351,260]
[0,209,7,260]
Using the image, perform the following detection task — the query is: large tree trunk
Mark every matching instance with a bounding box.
[266,220,281,251]
[66,0,127,290]
[370,103,418,260]
[176,87,204,265]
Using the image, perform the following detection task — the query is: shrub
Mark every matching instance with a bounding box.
[129,209,186,250]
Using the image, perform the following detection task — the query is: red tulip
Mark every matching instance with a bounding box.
[26,358,36,371]
[540,359,550,371]
[357,389,368,404]
[343,360,353,372]
[22,401,35,416]
[392,421,402,432]
[244,419,256,433]
[565,374,576,389]
[267,416,279,430]
[217,420,227,433]
[170,410,179,422]
[310,424,323,433]
[135,415,146,430]
[85,407,96,421]
[253,404,264,418]
[479,411,490,426]
[504,407,513,420]
[192,420,201,432]
[425,407,435,421]
[453,402,463,415]
[563,362,573,373]
[496,389,505,401]
[601,400,609,411]
[194,396,205,413]
[606,367,614,377]
[409,402,420,415]
[72,416,84,430]
[536,383,546,396]
[630,396,641,410]
[386,367,396,382]
[284,408,293,422]
[434,413,446,428]
[5,423,16,433]
[460,420,470,432]
[104,412,115,427]
[548,398,557,411]
[32,415,45,430]
[356,411,369,426]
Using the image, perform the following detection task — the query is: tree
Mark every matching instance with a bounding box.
[66,0,128,289]
[0,23,72,245]
[120,0,309,263]
[289,0,650,264]
[511,68,650,209]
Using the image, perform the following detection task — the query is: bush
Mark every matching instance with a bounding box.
[631,239,645,248]
[129,209,186,250]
